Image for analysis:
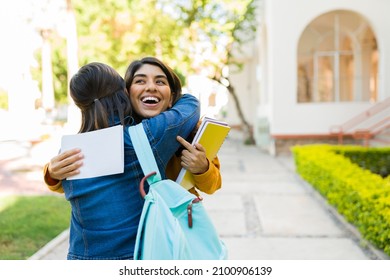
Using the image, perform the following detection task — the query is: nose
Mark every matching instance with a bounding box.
[146,81,157,92]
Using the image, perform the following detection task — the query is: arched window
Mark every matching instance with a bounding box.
[297,10,378,103]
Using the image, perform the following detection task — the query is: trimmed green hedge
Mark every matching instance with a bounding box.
[336,147,390,178]
[292,144,390,256]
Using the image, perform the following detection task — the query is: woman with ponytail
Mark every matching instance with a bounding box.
[46,62,200,260]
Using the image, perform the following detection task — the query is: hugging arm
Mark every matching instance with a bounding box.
[43,94,200,192]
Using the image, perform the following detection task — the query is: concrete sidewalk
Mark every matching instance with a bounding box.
[28,130,388,260]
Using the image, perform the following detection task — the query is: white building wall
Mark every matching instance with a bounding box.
[224,23,261,130]
[260,0,390,136]
[227,58,259,128]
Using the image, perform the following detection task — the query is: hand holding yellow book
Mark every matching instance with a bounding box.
[176,117,231,190]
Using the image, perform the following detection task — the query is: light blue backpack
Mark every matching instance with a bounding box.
[129,124,228,260]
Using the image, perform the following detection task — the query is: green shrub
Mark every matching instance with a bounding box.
[292,144,390,256]
[335,146,390,177]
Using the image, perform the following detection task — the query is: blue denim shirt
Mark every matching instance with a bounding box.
[62,94,200,260]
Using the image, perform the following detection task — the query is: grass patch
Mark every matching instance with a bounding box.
[0,195,70,260]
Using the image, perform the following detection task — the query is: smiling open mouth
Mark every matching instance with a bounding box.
[141,96,160,104]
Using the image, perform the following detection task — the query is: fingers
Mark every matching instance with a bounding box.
[57,148,82,163]
[48,149,84,180]
[53,149,83,169]
[176,136,206,152]
[178,138,209,174]
[180,152,209,174]
[193,142,206,153]
[176,136,196,152]
[49,161,83,180]
[52,163,82,180]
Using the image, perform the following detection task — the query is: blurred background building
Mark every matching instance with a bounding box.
[1,0,389,157]
[228,0,390,154]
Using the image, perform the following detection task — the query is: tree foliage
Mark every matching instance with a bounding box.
[50,0,259,141]
[71,0,186,75]
[67,0,257,79]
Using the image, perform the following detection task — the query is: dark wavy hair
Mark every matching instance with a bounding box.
[70,62,132,133]
[124,57,182,122]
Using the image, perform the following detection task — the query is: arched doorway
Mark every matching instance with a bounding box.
[297,10,378,103]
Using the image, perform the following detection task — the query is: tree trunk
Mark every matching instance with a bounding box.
[40,29,55,112]
[226,79,256,145]
[65,0,81,132]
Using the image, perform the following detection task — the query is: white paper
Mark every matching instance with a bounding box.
[61,125,124,180]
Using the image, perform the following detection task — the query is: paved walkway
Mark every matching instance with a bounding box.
[1,129,388,260]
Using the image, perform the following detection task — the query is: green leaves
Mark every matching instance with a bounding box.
[292,144,390,256]
[53,0,257,80]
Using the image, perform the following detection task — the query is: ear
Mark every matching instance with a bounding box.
[168,93,174,108]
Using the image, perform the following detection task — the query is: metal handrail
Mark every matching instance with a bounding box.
[353,116,390,146]
[330,97,390,144]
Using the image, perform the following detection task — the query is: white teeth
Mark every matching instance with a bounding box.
[142,96,159,103]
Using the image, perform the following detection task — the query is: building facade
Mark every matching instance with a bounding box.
[227,0,390,155]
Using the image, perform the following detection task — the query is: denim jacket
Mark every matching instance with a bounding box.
[62,94,200,260]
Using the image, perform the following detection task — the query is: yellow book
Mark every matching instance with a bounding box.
[176,117,231,190]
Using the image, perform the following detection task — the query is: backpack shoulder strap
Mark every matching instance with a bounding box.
[128,123,162,185]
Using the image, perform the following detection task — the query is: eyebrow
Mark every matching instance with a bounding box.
[133,73,168,79]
